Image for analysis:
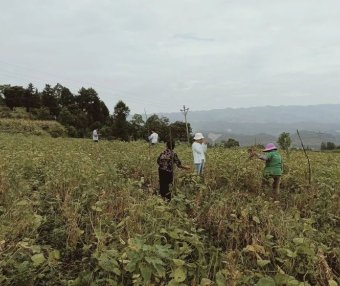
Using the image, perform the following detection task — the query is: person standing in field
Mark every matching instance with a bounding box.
[92,129,99,142]
[148,130,159,145]
[250,143,283,194]
[157,140,189,201]
[192,133,208,175]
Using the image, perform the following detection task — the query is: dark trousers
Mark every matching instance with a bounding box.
[159,169,173,201]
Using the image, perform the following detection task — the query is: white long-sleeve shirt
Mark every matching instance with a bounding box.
[148,132,159,144]
[92,130,98,141]
[192,142,207,164]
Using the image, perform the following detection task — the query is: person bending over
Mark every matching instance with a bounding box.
[251,143,283,194]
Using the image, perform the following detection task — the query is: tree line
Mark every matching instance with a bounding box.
[320,141,340,150]
[0,83,191,141]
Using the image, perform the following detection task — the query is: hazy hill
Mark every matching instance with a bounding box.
[163,104,340,128]
[204,130,340,149]
[160,104,340,135]
[159,104,340,148]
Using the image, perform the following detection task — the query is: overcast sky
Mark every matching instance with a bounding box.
[1,0,340,114]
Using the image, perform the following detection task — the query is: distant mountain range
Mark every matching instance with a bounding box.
[203,131,340,149]
[159,104,340,148]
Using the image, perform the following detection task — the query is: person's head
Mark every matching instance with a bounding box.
[263,143,277,152]
[166,140,175,150]
[193,132,204,143]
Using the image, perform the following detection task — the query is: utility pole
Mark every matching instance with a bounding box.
[144,108,151,158]
[180,105,190,145]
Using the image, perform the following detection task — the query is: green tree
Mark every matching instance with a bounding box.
[223,138,240,148]
[321,141,336,150]
[3,86,26,110]
[0,85,11,106]
[59,104,89,137]
[113,100,130,141]
[41,84,60,117]
[130,114,145,140]
[326,142,336,150]
[277,132,292,156]
[59,107,76,127]
[23,83,40,112]
[169,121,192,142]
[53,83,75,108]
[99,100,110,124]
[33,107,52,120]
[76,88,100,121]
[145,114,169,141]
[76,87,109,125]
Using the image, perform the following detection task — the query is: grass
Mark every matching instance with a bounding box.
[0,118,66,137]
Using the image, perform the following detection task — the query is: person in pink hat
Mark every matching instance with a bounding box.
[250,143,283,194]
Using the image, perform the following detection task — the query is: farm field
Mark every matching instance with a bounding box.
[0,133,339,286]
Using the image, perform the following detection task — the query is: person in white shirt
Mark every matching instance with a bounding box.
[92,129,99,142]
[192,132,207,175]
[148,130,159,145]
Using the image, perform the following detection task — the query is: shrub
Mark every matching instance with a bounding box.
[0,118,66,137]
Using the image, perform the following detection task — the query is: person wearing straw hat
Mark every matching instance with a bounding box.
[157,140,190,201]
[192,132,208,175]
[250,143,283,194]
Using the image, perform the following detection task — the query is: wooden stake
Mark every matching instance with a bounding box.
[297,129,312,185]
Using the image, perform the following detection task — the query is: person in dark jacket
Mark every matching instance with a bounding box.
[157,140,189,201]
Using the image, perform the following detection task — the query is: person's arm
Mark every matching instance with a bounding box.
[251,151,268,161]
[179,165,190,170]
[257,154,268,161]
[202,143,207,153]
[173,153,182,167]
[174,153,190,170]
[192,143,203,154]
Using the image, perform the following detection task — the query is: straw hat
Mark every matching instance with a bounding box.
[193,133,204,140]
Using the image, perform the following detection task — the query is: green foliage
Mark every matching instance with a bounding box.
[24,83,40,112]
[0,107,32,119]
[143,115,191,143]
[130,114,145,140]
[0,118,66,137]
[41,84,60,117]
[113,100,130,141]
[321,141,336,150]
[277,132,292,155]
[0,83,192,142]
[169,121,192,142]
[32,107,53,120]
[0,134,339,285]
[222,138,240,148]
[145,114,169,141]
[3,85,26,109]
[0,84,10,104]
[0,83,111,138]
